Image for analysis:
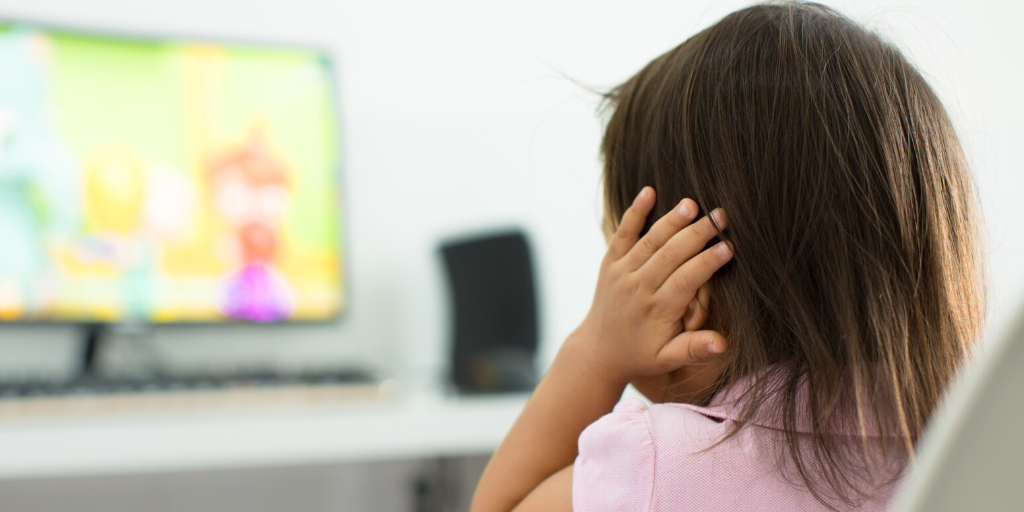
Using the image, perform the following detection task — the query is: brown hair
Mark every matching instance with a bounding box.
[601,2,984,507]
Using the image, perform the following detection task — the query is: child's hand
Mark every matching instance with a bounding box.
[568,186,733,388]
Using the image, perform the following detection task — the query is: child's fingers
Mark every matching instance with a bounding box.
[622,198,699,271]
[639,209,727,288]
[682,285,711,331]
[607,187,656,260]
[657,241,734,312]
[655,329,727,369]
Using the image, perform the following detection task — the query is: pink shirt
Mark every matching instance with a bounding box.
[572,382,902,512]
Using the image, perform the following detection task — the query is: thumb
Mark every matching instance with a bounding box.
[656,330,727,368]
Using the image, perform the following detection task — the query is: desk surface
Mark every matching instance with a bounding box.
[0,386,528,480]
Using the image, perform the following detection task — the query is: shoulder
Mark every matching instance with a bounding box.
[577,399,656,464]
[573,399,733,512]
[577,399,732,458]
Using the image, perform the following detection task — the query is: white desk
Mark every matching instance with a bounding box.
[0,387,528,480]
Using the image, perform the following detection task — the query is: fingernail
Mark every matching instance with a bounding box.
[639,187,650,199]
[717,242,733,257]
[708,340,725,354]
[710,208,725,225]
[678,200,691,217]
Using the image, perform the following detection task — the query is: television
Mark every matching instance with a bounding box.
[0,24,345,324]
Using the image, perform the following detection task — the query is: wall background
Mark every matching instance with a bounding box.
[0,0,1019,391]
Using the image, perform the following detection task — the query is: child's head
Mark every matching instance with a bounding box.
[601,1,983,504]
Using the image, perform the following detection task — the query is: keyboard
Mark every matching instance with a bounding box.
[0,369,382,419]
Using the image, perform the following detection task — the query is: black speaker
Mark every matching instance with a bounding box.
[441,230,538,393]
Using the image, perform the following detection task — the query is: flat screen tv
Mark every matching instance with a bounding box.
[0,24,344,323]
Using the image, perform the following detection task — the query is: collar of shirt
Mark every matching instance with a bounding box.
[673,370,901,438]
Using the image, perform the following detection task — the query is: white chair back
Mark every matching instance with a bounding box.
[892,308,1024,511]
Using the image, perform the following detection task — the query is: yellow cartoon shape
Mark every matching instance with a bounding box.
[83,148,145,235]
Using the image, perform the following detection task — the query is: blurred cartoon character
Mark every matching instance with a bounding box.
[209,129,294,322]
[80,148,159,318]
[0,30,79,317]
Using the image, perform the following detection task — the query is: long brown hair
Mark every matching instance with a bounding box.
[601,2,984,507]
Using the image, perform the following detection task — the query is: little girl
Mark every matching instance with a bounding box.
[472,3,984,511]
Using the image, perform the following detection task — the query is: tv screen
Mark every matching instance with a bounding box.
[0,24,344,323]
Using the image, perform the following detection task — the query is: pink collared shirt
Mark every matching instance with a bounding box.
[572,382,903,512]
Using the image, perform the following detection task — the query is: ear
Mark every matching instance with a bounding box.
[682,284,711,331]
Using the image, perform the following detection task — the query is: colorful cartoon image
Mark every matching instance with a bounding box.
[209,130,295,322]
[0,25,343,322]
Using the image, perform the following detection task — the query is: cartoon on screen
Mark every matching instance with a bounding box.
[0,25,343,322]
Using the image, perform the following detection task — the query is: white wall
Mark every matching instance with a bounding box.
[0,0,1019,389]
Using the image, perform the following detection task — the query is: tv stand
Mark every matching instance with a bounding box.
[79,323,107,379]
